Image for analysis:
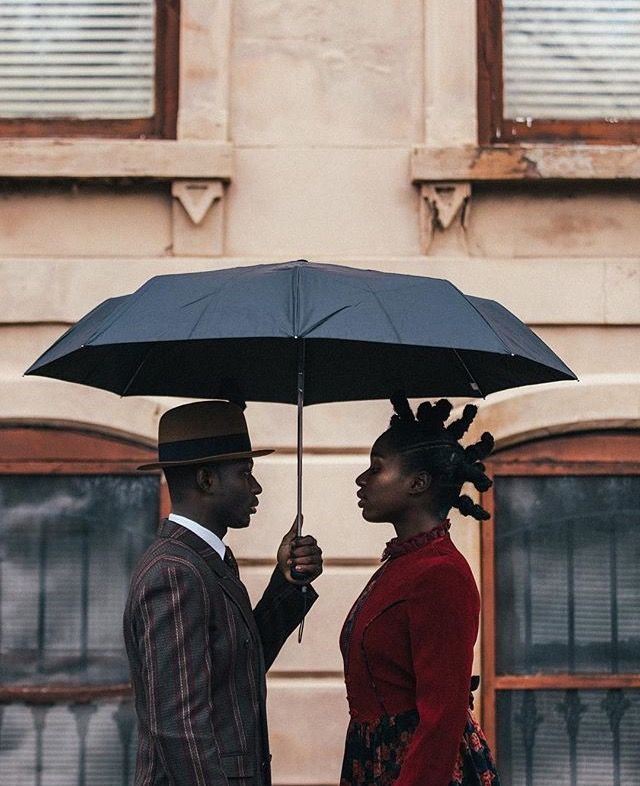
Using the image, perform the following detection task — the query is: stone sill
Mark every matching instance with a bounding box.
[0,139,233,180]
[411,144,640,183]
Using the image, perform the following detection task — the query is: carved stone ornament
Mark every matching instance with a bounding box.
[171,180,224,225]
[421,182,471,230]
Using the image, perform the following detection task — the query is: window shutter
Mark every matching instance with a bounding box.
[503,0,640,120]
[0,0,156,119]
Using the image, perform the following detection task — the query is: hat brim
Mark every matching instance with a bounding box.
[137,448,274,471]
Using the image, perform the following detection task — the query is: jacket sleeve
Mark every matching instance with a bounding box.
[134,557,227,786]
[253,567,318,670]
[396,563,479,786]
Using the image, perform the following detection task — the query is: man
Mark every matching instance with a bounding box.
[124,400,323,786]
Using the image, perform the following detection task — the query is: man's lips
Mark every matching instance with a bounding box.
[357,493,366,508]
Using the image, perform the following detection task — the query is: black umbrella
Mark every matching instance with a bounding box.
[26,260,576,536]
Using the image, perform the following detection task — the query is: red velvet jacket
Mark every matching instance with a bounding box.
[341,530,480,786]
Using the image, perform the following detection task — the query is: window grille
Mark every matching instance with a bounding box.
[0,0,156,120]
[503,1,640,121]
[478,0,640,143]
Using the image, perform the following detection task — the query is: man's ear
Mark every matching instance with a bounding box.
[409,470,432,496]
[195,465,218,493]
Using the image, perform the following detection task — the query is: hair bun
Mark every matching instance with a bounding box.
[390,391,415,425]
[455,494,490,521]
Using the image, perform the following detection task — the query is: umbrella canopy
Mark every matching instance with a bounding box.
[26,260,576,402]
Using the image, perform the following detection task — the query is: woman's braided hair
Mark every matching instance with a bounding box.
[382,392,495,520]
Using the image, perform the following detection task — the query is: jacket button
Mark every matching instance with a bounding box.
[243,638,250,648]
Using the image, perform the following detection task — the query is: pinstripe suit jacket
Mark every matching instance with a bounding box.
[123,519,317,786]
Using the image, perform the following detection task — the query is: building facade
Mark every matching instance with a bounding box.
[0,2,638,785]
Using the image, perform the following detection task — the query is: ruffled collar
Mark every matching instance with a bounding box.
[381,520,451,561]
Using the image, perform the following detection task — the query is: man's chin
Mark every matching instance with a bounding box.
[361,508,387,524]
[229,516,251,529]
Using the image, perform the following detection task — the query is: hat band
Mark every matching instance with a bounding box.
[159,433,252,462]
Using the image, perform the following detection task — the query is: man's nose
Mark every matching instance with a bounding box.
[355,473,365,487]
[252,477,263,495]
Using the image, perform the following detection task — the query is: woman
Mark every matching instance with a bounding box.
[339,395,500,786]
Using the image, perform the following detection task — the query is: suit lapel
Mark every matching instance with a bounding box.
[158,519,261,642]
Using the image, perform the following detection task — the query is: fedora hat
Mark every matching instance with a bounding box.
[138,400,274,470]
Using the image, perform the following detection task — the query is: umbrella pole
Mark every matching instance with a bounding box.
[294,339,307,643]
[296,338,305,538]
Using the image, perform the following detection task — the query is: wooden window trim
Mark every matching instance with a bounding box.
[0,0,179,140]
[477,0,640,145]
[480,430,640,753]
[0,423,169,703]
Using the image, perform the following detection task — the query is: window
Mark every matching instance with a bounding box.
[478,0,640,143]
[0,425,168,785]
[0,0,179,138]
[481,432,640,786]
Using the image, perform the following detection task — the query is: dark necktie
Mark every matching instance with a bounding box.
[223,546,239,578]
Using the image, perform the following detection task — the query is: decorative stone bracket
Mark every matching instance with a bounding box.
[419,182,471,251]
[171,180,225,256]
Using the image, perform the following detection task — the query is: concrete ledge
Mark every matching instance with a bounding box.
[1,256,637,325]
[0,139,233,180]
[412,144,640,182]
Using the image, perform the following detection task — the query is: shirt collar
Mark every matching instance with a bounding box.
[168,513,226,559]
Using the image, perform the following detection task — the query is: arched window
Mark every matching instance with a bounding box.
[0,424,168,785]
[481,431,640,786]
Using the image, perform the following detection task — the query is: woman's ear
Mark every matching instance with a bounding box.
[409,470,432,496]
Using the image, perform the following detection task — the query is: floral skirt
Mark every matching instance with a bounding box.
[339,708,500,786]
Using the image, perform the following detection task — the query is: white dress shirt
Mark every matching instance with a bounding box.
[168,513,226,559]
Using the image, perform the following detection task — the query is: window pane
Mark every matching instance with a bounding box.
[0,0,156,119]
[0,698,137,786]
[503,1,640,120]
[496,689,640,786]
[0,474,158,684]
[495,475,640,675]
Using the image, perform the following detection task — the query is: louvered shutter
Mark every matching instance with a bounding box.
[503,0,640,120]
[0,0,156,119]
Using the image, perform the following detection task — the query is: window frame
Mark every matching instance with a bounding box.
[0,0,180,139]
[0,423,169,705]
[480,430,640,754]
[477,0,640,145]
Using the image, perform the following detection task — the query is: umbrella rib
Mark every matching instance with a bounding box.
[362,283,403,344]
[453,350,485,397]
[461,294,515,356]
[120,344,157,396]
[86,288,146,345]
[299,304,355,337]
[185,272,257,339]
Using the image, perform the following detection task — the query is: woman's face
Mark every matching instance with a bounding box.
[355,436,415,523]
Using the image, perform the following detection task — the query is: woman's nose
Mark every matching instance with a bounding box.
[355,472,366,487]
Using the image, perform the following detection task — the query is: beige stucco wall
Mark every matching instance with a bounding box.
[1,1,639,783]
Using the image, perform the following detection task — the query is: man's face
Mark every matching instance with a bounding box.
[210,458,262,529]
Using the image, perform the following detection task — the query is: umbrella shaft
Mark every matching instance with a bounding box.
[296,340,305,538]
